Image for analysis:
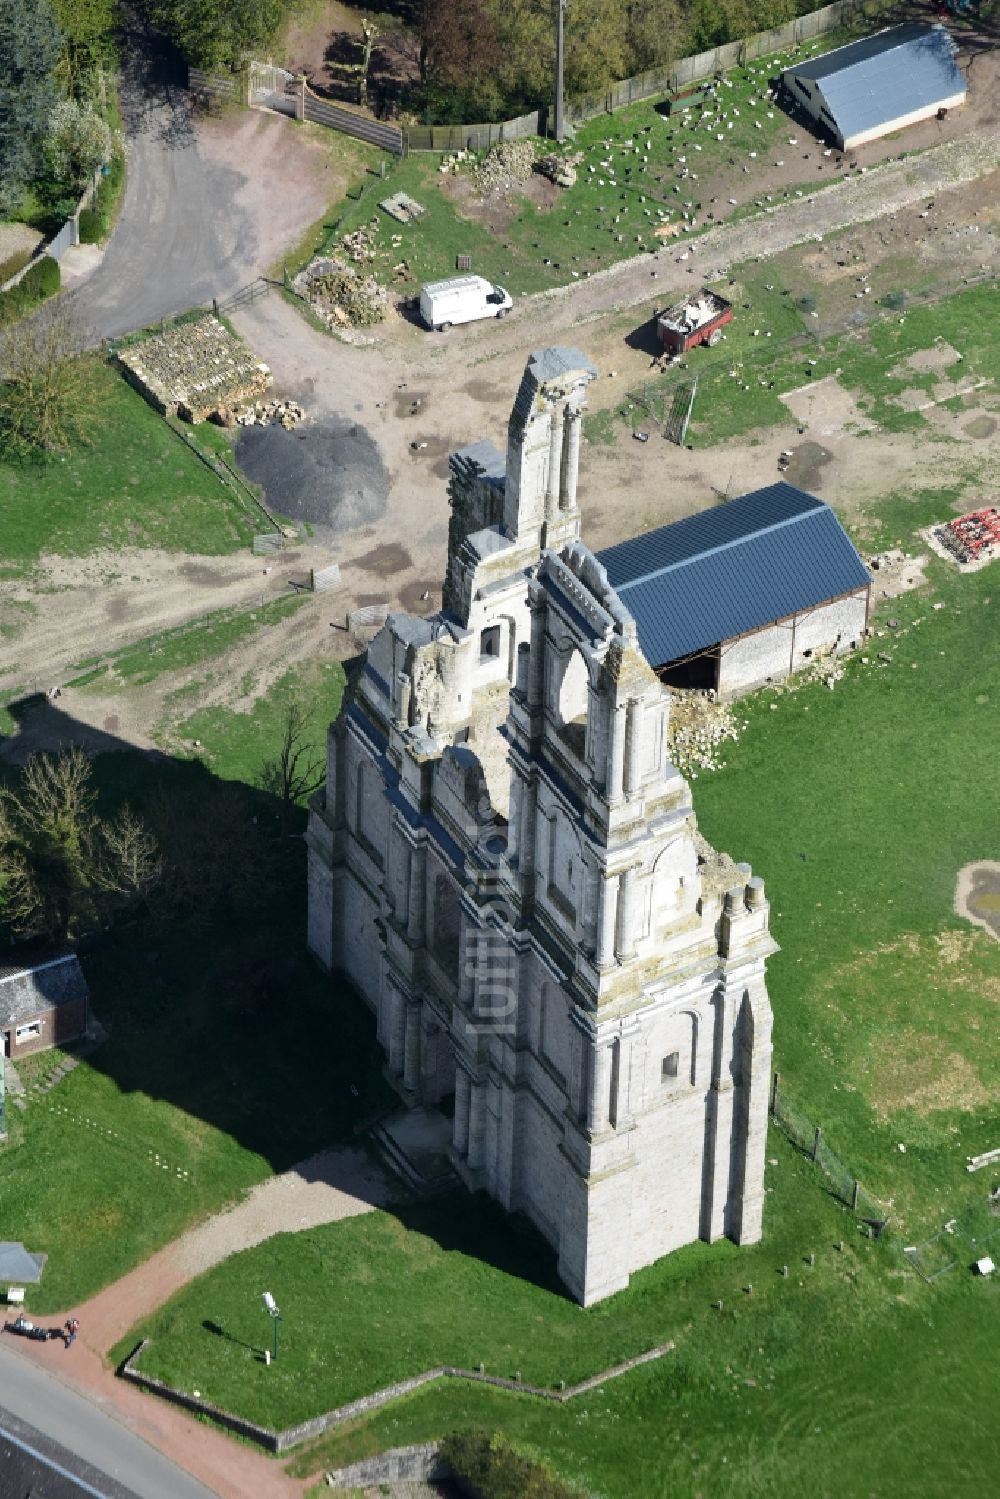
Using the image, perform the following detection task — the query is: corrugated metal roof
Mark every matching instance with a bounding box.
[784,24,964,141]
[597,483,870,666]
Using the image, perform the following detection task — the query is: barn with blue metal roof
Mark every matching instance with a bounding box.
[781,23,966,150]
[597,483,871,697]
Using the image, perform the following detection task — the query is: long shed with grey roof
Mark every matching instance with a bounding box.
[781,24,965,150]
[0,951,89,1059]
[597,483,871,697]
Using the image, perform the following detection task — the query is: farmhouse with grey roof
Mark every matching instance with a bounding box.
[782,23,966,150]
[0,952,90,1060]
[597,484,872,696]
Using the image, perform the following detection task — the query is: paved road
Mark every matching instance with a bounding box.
[0,1344,218,1499]
[74,31,271,340]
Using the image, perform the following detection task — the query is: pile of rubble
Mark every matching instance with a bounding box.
[212,398,304,430]
[475,139,536,196]
[339,223,380,265]
[667,690,743,776]
[438,148,474,175]
[116,317,271,424]
[293,256,387,329]
[535,151,583,188]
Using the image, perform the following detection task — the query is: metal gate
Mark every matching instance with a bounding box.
[249,62,296,116]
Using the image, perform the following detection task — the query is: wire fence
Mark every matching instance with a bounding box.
[904,1202,1000,1283]
[770,1073,889,1234]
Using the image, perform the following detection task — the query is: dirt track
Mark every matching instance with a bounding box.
[6,76,1000,763]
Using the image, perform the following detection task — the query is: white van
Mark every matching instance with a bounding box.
[419,275,513,332]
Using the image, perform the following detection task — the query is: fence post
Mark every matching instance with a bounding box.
[770,1071,780,1113]
[812,1126,822,1162]
[212,298,219,317]
[297,76,306,121]
[851,1179,860,1212]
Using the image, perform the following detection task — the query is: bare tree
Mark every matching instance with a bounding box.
[0,746,162,942]
[95,806,163,911]
[258,703,325,834]
[0,300,99,460]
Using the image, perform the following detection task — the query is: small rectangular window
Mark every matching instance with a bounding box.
[661,1051,680,1081]
[480,625,501,660]
[15,1021,42,1042]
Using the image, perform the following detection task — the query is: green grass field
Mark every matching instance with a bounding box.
[619,276,1000,448]
[327,33,856,300]
[0,363,254,571]
[170,660,346,786]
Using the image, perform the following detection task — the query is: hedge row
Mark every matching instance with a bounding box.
[440,1430,586,1499]
[79,152,125,245]
[0,256,61,328]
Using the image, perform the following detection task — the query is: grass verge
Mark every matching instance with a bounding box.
[0,362,256,569]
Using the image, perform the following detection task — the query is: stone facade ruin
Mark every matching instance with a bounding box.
[306,349,775,1305]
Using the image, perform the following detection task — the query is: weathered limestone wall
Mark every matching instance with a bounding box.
[306,346,775,1306]
[717,590,868,696]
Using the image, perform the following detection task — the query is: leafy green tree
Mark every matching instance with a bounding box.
[44,97,118,189]
[52,0,117,97]
[0,298,98,460]
[0,0,65,219]
[626,0,684,72]
[147,0,285,71]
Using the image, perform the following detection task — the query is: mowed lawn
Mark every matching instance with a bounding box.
[0,362,253,570]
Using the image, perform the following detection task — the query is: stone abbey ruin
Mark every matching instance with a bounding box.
[307,348,775,1304]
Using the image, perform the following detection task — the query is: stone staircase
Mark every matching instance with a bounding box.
[368,1106,458,1199]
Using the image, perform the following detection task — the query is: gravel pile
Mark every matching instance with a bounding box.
[236,416,388,540]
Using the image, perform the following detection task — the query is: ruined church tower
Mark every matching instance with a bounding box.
[307,349,775,1305]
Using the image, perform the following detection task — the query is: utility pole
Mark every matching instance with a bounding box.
[555,0,566,142]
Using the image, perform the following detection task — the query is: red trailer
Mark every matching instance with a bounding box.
[657,289,733,356]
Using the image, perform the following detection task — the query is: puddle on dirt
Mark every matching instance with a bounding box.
[406,435,453,465]
[351,543,413,577]
[963,415,996,439]
[180,562,230,586]
[394,389,430,419]
[465,378,507,404]
[103,715,120,733]
[399,580,440,613]
[781,441,832,491]
[105,595,130,622]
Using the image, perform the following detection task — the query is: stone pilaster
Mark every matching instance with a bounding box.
[403,1002,421,1093]
[546,405,564,519]
[453,1069,471,1156]
[561,408,582,510]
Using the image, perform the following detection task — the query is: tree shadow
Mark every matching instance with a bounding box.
[0,694,395,1181]
[0,695,571,1301]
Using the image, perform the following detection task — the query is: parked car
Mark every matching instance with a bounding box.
[419,275,513,332]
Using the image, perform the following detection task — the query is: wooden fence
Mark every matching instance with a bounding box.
[404,111,543,153]
[304,88,405,154]
[188,0,875,157]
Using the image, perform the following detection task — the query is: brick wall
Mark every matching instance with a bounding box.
[6,997,87,1058]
